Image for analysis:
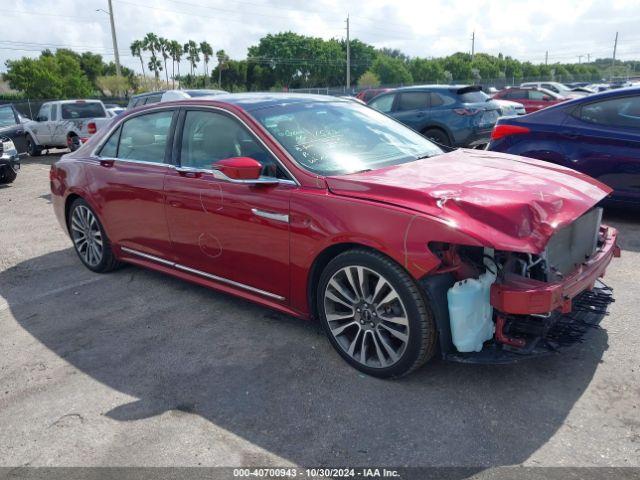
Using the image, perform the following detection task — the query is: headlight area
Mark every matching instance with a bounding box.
[421,233,617,364]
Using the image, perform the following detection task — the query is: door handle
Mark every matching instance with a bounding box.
[561,131,579,139]
[99,159,114,167]
[251,208,289,223]
[175,167,203,178]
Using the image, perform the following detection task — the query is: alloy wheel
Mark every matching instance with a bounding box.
[323,265,410,369]
[70,205,103,267]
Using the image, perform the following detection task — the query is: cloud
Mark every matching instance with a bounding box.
[1,0,639,75]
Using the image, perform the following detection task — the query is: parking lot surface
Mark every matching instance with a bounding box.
[1,154,639,467]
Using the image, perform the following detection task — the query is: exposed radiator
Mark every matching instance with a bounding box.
[545,207,602,280]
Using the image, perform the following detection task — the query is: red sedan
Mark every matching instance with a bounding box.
[50,93,619,377]
[492,87,568,114]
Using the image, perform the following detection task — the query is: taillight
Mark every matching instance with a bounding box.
[87,122,97,134]
[490,124,530,140]
[453,108,481,116]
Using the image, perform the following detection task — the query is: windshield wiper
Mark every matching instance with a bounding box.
[415,152,439,160]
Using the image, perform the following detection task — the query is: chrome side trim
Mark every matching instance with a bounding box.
[120,246,174,266]
[251,208,289,223]
[120,246,285,301]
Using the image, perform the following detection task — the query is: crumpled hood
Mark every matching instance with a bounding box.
[326,149,612,253]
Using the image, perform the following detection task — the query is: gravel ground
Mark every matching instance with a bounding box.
[0,154,638,468]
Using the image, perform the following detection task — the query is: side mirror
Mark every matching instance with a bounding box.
[36,115,47,122]
[543,95,551,101]
[213,157,263,181]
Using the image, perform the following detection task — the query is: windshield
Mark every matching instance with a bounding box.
[252,100,442,176]
[61,102,106,119]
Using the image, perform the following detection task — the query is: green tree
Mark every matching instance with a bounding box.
[371,55,412,85]
[357,71,380,87]
[4,50,92,98]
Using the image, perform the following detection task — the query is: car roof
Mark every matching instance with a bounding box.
[394,84,472,91]
[177,92,351,112]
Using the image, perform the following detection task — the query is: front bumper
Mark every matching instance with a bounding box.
[490,226,619,315]
[0,148,21,173]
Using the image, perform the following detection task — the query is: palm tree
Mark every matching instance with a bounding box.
[183,40,200,85]
[216,49,229,88]
[158,37,170,86]
[200,41,213,87]
[130,40,146,80]
[168,40,183,88]
[143,32,161,89]
[148,56,163,89]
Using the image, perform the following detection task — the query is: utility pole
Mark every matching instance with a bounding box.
[578,55,583,64]
[471,31,475,60]
[107,0,121,77]
[346,14,350,91]
[587,53,591,63]
[545,50,548,65]
[612,31,618,75]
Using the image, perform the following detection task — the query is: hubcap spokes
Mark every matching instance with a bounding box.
[324,266,409,368]
[71,205,103,267]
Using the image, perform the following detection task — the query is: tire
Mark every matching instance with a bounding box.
[26,135,42,157]
[67,134,81,152]
[0,166,18,184]
[68,198,121,273]
[423,128,451,148]
[317,249,437,378]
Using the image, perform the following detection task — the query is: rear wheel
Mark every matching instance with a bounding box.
[317,249,437,378]
[68,198,121,273]
[423,128,451,148]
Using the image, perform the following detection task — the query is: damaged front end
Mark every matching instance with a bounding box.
[421,207,620,364]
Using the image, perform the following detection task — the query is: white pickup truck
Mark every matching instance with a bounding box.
[25,99,111,155]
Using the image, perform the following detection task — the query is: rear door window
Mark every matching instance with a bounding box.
[504,89,527,100]
[61,102,106,119]
[577,96,640,129]
[369,93,396,113]
[528,90,547,101]
[457,89,488,103]
[396,92,430,111]
[115,110,175,163]
[144,95,162,105]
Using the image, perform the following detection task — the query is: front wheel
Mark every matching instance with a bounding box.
[26,135,42,157]
[317,249,437,378]
[0,166,17,184]
[68,198,121,273]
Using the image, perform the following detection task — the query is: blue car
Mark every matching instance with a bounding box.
[487,87,640,205]
[368,85,501,148]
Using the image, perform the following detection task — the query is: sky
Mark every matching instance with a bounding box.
[1,0,639,74]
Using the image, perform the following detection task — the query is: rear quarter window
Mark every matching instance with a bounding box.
[457,90,489,103]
